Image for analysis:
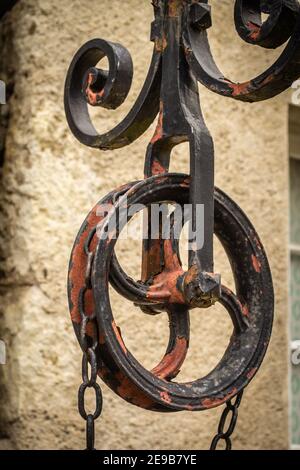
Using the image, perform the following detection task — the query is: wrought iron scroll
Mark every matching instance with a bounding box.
[65,0,300,449]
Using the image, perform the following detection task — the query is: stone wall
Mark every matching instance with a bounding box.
[0,0,290,449]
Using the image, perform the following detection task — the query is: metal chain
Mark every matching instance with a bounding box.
[78,228,103,450]
[210,391,244,450]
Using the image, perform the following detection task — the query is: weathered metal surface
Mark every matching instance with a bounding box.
[184,0,300,102]
[64,0,300,447]
[68,173,273,411]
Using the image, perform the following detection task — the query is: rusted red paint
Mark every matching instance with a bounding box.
[69,205,104,325]
[153,176,169,185]
[141,240,162,282]
[235,296,249,317]
[151,157,167,175]
[151,101,164,144]
[85,72,105,106]
[226,80,251,97]
[142,172,170,282]
[69,186,128,329]
[260,73,275,87]
[227,72,275,99]
[147,238,185,304]
[183,264,198,286]
[180,176,190,188]
[160,391,172,404]
[155,34,168,53]
[152,337,188,379]
[246,21,261,41]
[247,367,257,380]
[69,186,190,408]
[147,271,185,303]
[185,404,194,411]
[242,303,249,317]
[252,254,261,273]
[113,371,156,409]
[201,388,238,409]
[112,321,127,354]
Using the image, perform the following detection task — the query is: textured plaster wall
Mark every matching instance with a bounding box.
[0,0,290,450]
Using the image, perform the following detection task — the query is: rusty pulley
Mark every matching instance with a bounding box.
[64,0,300,449]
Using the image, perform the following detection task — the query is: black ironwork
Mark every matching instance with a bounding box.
[77,226,103,450]
[64,0,300,449]
[210,390,244,450]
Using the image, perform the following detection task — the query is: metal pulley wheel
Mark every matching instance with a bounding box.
[63,0,300,450]
[68,173,273,411]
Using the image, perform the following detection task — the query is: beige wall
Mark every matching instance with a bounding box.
[0,0,290,449]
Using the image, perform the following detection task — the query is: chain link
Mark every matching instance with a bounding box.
[210,391,244,450]
[77,230,103,450]
[77,221,244,452]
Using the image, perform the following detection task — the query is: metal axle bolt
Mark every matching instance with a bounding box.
[189,3,212,31]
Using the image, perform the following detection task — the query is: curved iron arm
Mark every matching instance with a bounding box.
[64,40,162,150]
[64,2,165,150]
[65,1,300,148]
[65,0,300,150]
[183,0,300,102]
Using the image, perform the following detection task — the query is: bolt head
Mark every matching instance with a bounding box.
[182,267,221,309]
[189,3,212,31]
